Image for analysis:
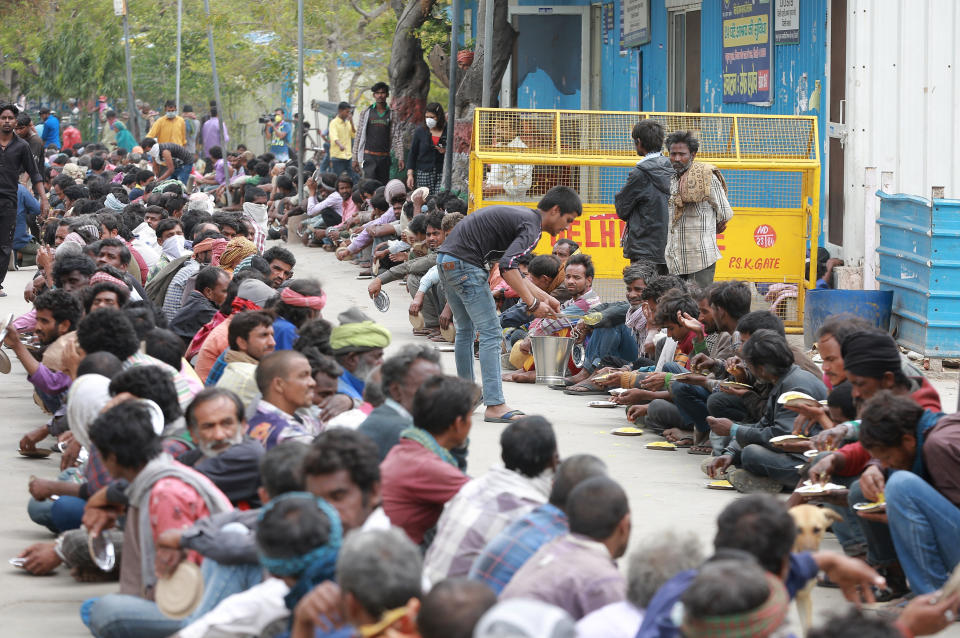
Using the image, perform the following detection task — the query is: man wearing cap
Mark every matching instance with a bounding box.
[329,308,391,413]
[328,102,355,179]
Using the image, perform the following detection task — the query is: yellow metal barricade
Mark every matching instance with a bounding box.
[468,108,821,330]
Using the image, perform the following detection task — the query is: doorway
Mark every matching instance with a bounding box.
[668,6,701,113]
[827,0,847,245]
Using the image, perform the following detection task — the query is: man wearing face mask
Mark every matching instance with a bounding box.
[146,99,187,146]
[265,108,293,162]
[663,130,734,288]
[141,136,194,185]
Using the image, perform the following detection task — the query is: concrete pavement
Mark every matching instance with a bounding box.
[1,239,958,636]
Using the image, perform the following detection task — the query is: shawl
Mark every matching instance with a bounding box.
[671,162,727,224]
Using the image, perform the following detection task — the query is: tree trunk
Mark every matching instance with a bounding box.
[450,0,516,194]
[324,55,342,103]
[388,0,436,166]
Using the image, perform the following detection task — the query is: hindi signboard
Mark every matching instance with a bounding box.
[621,0,651,48]
[775,0,800,44]
[722,0,774,105]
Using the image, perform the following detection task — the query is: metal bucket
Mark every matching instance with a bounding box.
[530,335,574,384]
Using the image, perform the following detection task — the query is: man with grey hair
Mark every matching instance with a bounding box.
[357,344,441,460]
[290,528,423,637]
[577,531,705,638]
[417,578,497,638]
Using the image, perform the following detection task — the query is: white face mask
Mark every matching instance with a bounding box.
[425,117,437,129]
[165,111,176,119]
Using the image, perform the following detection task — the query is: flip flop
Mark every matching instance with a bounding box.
[563,381,609,396]
[484,409,526,423]
[671,437,695,448]
[688,444,713,455]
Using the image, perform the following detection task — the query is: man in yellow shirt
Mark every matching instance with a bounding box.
[147,99,187,146]
[328,102,355,179]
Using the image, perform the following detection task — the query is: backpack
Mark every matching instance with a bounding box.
[144,254,191,307]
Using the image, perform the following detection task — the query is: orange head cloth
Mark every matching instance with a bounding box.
[280,286,327,311]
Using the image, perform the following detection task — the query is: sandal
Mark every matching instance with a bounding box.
[563,381,610,396]
[484,409,526,423]
[672,437,695,448]
[688,444,713,455]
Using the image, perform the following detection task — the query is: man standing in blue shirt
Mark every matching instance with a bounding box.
[265,108,292,162]
[14,182,39,263]
[38,106,60,150]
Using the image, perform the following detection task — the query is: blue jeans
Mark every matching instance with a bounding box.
[28,468,82,533]
[740,444,804,488]
[437,254,503,406]
[330,157,355,182]
[847,478,898,567]
[174,163,193,185]
[584,325,639,372]
[671,383,711,433]
[885,470,960,594]
[84,559,263,638]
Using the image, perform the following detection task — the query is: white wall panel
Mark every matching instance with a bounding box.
[839,0,960,266]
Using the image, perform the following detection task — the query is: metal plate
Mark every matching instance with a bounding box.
[374,291,390,313]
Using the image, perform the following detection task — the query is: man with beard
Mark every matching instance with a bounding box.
[663,130,733,288]
[504,253,602,384]
[4,289,83,450]
[325,309,391,418]
[176,388,265,508]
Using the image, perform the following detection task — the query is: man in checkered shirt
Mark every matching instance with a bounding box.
[664,130,734,289]
[422,416,559,585]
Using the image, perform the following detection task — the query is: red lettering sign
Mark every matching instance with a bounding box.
[753,225,776,248]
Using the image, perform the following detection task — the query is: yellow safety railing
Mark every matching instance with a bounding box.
[469,108,821,330]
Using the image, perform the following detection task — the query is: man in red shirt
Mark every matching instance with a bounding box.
[379,374,479,546]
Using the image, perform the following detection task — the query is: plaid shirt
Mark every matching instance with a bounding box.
[123,352,196,410]
[466,502,568,595]
[423,466,551,585]
[665,173,733,275]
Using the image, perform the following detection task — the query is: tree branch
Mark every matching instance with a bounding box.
[347,0,390,24]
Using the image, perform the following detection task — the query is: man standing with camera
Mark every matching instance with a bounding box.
[265,108,292,162]
[352,82,402,184]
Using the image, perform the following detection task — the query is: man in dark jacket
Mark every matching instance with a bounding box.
[170,266,230,343]
[614,119,673,270]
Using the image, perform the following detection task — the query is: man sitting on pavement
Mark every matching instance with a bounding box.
[577,531,705,638]
[328,308,391,416]
[424,416,559,584]
[358,344,442,460]
[504,253,602,384]
[270,278,326,350]
[380,375,478,546]
[247,350,320,448]
[500,475,631,620]
[290,528,424,638]
[857,391,960,595]
[706,329,827,493]
[83,399,233,637]
[170,266,230,344]
[175,388,265,508]
[207,310,276,391]
[469,454,608,594]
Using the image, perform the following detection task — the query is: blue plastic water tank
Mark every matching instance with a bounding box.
[803,289,893,350]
